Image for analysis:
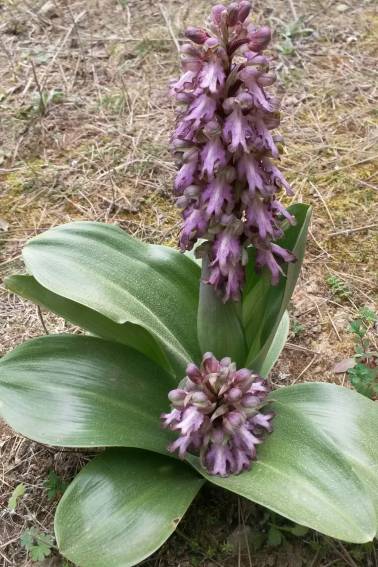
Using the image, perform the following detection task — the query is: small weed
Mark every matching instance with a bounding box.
[326,274,351,299]
[277,37,296,57]
[134,38,170,58]
[17,88,64,119]
[291,318,305,336]
[20,528,54,562]
[347,308,378,398]
[44,469,69,501]
[277,17,314,57]
[249,510,310,551]
[101,92,128,114]
[7,483,26,511]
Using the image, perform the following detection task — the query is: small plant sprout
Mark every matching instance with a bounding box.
[45,470,69,501]
[0,3,377,567]
[326,274,351,299]
[347,308,378,399]
[20,528,54,562]
[7,483,26,511]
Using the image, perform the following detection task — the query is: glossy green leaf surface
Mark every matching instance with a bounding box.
[0,335,174,453]
[6,275,171,374]
[22,222,201,376]
[259,311,290,378]
[55,449,204,567]
[197,259,247,366]
[243,204,311,369]
[191,383,378,543]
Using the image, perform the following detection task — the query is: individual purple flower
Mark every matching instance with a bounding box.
[171,1,296,301]
[161,353,273,477]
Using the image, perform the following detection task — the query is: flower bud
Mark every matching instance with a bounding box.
[237,91,254,109]
[204,37,220,50]
[176,195,188,209]
[225,387,243,402]
[241,393,260,407]
[227,3,239,26]
[202,352,219,374]
[257,72,276,86]
[184,184,200,199]
[233,368,253,390]
[180,43,201,57]
[191,391,211,408]
[183,147,198,162]
[176,92,194,104]
[168,389,187,407]
[238,1,252,23]
[212,4,227,26]
[223,96,236,114]
[220,356,232,367]
[203,119,222,137]
[186,362,203,384]
[223,410,245,433]
[185,26,209,45]
[249,26,272,52]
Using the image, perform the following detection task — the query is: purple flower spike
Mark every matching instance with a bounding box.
[161,353,273,477]
[171,1,296,301]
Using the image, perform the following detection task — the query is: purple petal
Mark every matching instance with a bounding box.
[199,60,226,93]
[203,176,233,217]
[223,106,252,153]
[201,137,228,179]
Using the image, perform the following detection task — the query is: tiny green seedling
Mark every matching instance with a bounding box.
[277,17,314,57]
[7,483,26,511]
[326,274,351,299]
[291,318,305,337]
[347,308,378,399]
[20,528,54,562]
[44,469,69,501]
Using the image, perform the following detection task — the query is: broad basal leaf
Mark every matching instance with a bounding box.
[6,275,171,374]
[197,259,247,366]
[190,383,378,543]
[22,222,201,377]
[0,335,174,453]
[55,448,204,567]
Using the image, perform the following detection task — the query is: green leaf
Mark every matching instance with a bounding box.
[22,222,201,376]
[290,524,310,537]
[197,259,247,366]
[348,363,377,399]
[0,335,174,453]
[6,275,172,374]
[30,541,52,562]
[55,448,204,567]
[8,483,26,511]
[258,311,289,378]
[245,204,312,370]
[45,470,69,501]
[20,528,54,561]
[267,526,283,546]
[190,383,378,543]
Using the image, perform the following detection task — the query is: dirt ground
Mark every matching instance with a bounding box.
[0,0,377,565]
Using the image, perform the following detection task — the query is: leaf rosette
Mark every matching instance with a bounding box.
[1,204,377,567]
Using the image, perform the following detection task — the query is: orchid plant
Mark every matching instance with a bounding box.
[0,3,377,567]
